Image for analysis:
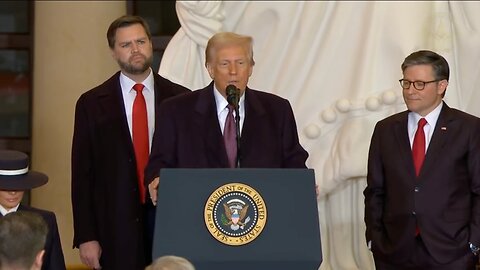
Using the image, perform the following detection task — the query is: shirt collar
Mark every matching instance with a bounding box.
[410,101,443,127]
[213,84,245,116]
[0,203,19,216]
[120,68,155,93]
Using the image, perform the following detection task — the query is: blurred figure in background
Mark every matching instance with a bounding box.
[0,211,48,270]
[145,255,195,270]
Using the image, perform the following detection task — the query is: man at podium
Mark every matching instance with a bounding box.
[144,31,308,205]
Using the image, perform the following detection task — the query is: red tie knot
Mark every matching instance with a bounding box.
[418,118,427,129]
[133,83,145,92]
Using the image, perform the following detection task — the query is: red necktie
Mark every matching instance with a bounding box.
[412,118,427,177]
[412,118,427,236]
[132,83,148,203]
[223,105,237,168]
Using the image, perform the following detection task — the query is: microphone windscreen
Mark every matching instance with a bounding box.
[226,85,238,106]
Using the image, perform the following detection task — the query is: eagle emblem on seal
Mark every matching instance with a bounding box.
[204,183,267,245]
[222,200,251,231]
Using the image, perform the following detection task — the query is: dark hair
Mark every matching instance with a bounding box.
[0,211,48,269]
[107,15,152,49]
[401,50,449,81]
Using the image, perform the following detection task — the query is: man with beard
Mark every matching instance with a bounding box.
[71,15,189,270]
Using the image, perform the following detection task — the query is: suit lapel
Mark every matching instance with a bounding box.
[97,72,135,156]
[193,84,229,167]
[241,89,267,163]
[392,112,417,178]
[420,103,452,178]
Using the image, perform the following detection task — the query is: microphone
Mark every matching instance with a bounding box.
[226,84,240,109]
[225,84,241,168]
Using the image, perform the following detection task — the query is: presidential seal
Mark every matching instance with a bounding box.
[204,182,267,246]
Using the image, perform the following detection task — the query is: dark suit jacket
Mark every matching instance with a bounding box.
[0,205,66,270]
[145,82,308,182]
[364,102,480,264]
[71,71,189,270]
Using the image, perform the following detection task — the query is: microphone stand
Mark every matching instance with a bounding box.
[226,84,242,168]
[234,103,241,168]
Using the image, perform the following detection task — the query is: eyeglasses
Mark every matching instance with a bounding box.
[399,79,440,90]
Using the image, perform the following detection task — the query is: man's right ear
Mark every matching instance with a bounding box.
[33,250,45,270]
[110,48,117,59]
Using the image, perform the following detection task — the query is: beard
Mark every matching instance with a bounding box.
[117,54,153,75]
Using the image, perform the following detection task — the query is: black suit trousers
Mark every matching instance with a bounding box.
[374,236,477,270]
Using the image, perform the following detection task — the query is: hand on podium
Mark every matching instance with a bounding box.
[148,177,159,206]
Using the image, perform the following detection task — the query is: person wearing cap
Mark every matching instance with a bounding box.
[0,150,66,270]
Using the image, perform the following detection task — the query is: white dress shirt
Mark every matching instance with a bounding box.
[119,69,155,152]
[407,102,443,152]
[214,85,245,135]
[0,203,19,216]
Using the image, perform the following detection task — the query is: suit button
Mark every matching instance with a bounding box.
[414,187,419,192]
[412,211,416,216]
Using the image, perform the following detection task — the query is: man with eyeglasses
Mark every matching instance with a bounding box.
[364,50,480,270]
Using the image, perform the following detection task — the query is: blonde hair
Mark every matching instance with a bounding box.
[145,255,195,270]
[205,32,255,67]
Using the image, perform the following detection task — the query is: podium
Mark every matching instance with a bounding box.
[152,168,322,270]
